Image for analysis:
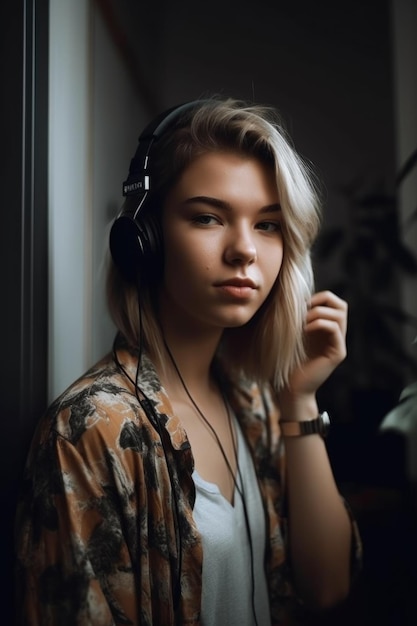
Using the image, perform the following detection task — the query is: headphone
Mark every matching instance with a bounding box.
[109,100,206,282]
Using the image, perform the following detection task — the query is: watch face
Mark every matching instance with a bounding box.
[298,412,330,436]
[319,411,330,436]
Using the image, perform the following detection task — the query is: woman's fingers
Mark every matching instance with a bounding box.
[307,291,348,337]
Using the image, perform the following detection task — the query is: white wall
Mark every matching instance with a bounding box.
[48,0,92,400]
[90,6,148,363]
[48,0,146,400]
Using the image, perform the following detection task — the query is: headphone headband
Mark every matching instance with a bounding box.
[122,100,206,199]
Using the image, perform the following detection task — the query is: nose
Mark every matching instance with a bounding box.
[224,224,257,266]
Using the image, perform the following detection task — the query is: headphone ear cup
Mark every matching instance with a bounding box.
[109,213,162,283]
[139,212,163,280]
[111,102,206,282]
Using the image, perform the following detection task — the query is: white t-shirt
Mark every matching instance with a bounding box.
[192,416,271,626]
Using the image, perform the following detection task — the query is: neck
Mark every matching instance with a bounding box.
[162,328,221,391]
[156,324,222,399]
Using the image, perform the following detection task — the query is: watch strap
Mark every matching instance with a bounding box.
[279,411,330,438]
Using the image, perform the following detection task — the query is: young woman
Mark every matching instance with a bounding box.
[15,97,361,625]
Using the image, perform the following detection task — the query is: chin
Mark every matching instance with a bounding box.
[221,313,256,328]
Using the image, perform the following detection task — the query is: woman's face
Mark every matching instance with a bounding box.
[159,151,284,336]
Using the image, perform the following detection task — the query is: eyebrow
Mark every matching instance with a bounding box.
[182,195,282,214]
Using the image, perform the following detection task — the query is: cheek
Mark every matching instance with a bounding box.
[163,237,214,287]
[166,231,217,269]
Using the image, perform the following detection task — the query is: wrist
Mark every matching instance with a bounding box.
[279,393,318,422]
[280,411,330,438]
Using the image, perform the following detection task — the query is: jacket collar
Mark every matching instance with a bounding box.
[112,333,268,453]
[113,334,191,452]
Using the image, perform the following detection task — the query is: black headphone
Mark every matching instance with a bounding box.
[109,100,206,282]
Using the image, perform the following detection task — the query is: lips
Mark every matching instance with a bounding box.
[215,277,257,289]
[213,277,258,300]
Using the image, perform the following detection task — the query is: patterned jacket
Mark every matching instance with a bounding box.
[15,335,361,625]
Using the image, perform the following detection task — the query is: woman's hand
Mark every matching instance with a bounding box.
[279,290,347,418]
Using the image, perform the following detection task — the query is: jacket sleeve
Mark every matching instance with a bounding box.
[15,419,147,626]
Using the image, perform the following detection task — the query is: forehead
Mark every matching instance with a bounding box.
[165,151,279,206]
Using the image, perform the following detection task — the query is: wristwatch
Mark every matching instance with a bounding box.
[279,411,330,438]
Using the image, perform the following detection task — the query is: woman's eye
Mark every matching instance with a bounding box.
[257,221,281,233]
[193,214,219,225]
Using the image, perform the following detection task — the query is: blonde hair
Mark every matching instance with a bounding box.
[107,97,321,390]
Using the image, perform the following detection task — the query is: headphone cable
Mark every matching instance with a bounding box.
[163,338,259,626]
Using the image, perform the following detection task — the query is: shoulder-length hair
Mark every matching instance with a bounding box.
[107,97,322,390]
